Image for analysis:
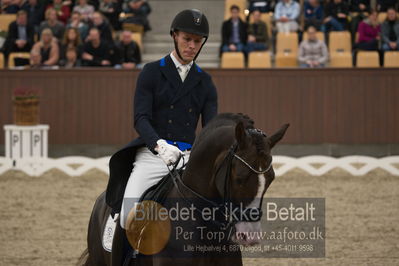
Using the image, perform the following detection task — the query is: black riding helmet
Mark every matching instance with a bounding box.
[170,9,209,61]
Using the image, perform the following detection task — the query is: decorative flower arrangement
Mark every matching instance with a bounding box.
[12,87,41,125]
[13,87,40,101]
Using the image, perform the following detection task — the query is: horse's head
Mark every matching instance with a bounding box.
[214,121,289,246]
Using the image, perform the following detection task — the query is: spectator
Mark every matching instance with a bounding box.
[323,0,349,32]
[1,10,34,60]
[67,11,89,41]
[39,8,65,40]
[349,0,370,44]
[89,11,114,44]
[304,0,323,31]
[59,27,83,65]
[30,28,60,66]
[246,9,268,52]
[221,5,247,53]
[116,30,141,69]
[248,0,275,13]
[355,10,380,51]
[73,0,95,22]
[377,0,398,12]
[81,27,111,66]
[21,0,44,34]
[274,0,300,33]
[1,0,23,14]
[46,0,71,25]
[381,7,399,51]
[99,0,121,30]
[298,25,328,67]
[30,49,42,68]
[62,47,81,67]
[123,0,152,32]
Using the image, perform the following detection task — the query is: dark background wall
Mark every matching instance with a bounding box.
[1,68,398,148]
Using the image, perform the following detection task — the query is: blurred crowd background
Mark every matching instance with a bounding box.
[0,0,398,68]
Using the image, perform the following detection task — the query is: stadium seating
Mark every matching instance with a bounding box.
[248,52,271,68]
[131,32,143,52]
[329,31,351,53]
[378,12,387,23]
[384,51,399,67]
[0,53,4,69]
[221,52,245,68]
[275,52,297,67]
[276,32,298,54]
[122,23,144,34]
[356,51,379,67]
[329,52,352,67]
[0,14,16,32]
[224,0,246,20]
[302,31,325,42]
[8,52,31,68]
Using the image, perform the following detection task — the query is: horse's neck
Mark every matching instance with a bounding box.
[182,126,235,199]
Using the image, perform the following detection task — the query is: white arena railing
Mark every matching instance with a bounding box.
[0,156,399,177]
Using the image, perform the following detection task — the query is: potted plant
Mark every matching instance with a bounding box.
[12,87,40,125]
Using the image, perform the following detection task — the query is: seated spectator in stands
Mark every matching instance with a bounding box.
[304,0,323,31]
[246,10,268,52]
[39,8,65,40]
[59,27,83,65]
[30,28,60,66]
[116,30,141,69]
[349,0,370,44]
[355,10,380,51]
[46,0,71,25]
[377,0,398,12]
[99,0,121,31]
[381,7,399,51]
[82,27,111,66]
[1,0,23,14]
[274,0,300,33]
[22,0,44,34]
[67,11,89,41]
[298,25,328,68]
[248,0,275,13]
[323,0,349,32]
[89,12,114,44]
[61,47,81,67]
[73,0,95,22]
[30,49,42,68]
[123,0,152,32]
[221,5,247,53]
[1,10,34,59]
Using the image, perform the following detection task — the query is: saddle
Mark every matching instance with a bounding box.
[138,168,183,204]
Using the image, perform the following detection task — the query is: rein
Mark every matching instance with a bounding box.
[168,141,272,230]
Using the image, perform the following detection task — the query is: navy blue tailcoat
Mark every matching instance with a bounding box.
[105,54,218,214]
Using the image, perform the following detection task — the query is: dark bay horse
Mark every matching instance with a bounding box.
[78,113,289,266]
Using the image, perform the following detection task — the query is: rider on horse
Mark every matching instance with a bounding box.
[105,8,218,233]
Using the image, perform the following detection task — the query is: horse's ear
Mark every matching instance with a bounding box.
[235,121,247,148]
[269,124,289,149]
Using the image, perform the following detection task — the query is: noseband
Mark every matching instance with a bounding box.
[169,129,272,231]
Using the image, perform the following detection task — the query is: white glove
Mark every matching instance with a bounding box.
[154,139,183,166]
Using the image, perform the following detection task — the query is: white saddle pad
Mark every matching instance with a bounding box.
[102,214,118,252]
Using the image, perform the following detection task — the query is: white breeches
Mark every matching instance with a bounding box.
[120,147,190,228]
[276,21,299,33]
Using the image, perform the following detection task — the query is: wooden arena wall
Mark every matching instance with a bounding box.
[0,68,398,145]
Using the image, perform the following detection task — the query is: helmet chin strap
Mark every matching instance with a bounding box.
[172,32,208,63]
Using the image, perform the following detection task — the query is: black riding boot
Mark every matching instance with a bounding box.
[111,218,129,266]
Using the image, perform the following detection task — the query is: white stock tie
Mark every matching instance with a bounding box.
[178,65,189,82]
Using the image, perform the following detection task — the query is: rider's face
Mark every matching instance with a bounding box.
[174,31,204,63]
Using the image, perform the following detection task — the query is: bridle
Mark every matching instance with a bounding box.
[169,129,273,231]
